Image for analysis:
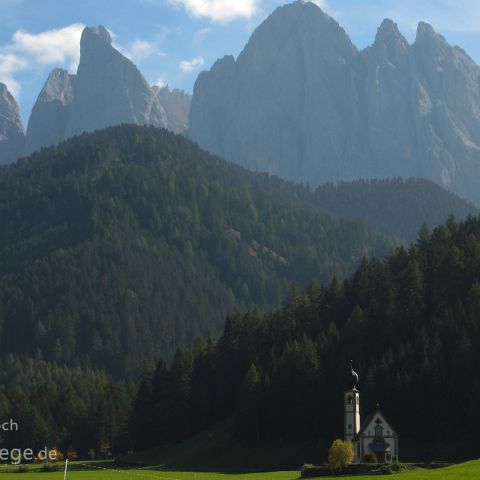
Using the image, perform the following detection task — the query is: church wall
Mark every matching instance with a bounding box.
[361,435,397,461]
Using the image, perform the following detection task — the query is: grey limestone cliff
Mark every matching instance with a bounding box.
[189,0,480,204]
[24,69,75,155]
[152,86,191,134]
[191,1,358,183]
[24,25,172,157]
[65,26,166,138]
[0,83,25,165]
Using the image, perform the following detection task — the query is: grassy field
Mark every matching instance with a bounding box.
[0,460,478,480]
[0,464,298,479]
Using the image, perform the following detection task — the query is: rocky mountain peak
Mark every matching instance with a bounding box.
[81,25,112,46]
[189,3,480,205]
[24,69,76,155]
[374,19,407,47]
[38,68,75,104]
[0,83,23,128]
[237,1,356,74]
[20,23,190,160]
[415,21,445,45]
[78,25,116,71]
[65,25,166,138]
[370,18,409,66]
[152,86,191,134]
[241,0,353,54]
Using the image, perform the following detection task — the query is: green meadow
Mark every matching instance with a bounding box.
[0,460,479,480]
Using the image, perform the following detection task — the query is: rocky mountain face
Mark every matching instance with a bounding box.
[24,26,190,156]
[0,83,25,165]
[65,26,166,138]
[189,1,480,205]
[153,86,191,134]
[24,69,76,155]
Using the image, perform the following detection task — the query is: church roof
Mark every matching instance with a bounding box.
[353,409,398,440]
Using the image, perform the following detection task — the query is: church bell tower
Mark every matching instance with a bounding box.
[344,360,361,441]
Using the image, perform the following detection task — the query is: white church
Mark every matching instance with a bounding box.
[344,361,399,463]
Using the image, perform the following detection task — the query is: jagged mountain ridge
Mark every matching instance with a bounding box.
[153,86,192,134]
[189,1,480,205]
[3,25,191,160]
[25,26,192,156]
[63,26,167,140]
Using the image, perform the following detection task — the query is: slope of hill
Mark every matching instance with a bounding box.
[125,419,319,471]
[0,125,392,377]
[315,178,478,243]
[189,1,480,205]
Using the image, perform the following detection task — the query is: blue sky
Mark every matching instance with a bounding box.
[2,0,480,125]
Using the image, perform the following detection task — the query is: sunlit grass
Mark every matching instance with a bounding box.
[0,459,478,479]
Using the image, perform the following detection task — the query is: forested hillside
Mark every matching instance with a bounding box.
[0,356,133,455]
[315,178,477,243]
[1,125,477,459]
[131,216,480,460]
[0,125,391,377]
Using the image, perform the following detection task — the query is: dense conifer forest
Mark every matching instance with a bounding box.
[314,178,477,243]
[0,355,133,457]
[0,125,393,377]
[131,216,480,461]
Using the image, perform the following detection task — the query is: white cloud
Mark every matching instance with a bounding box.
[129,40,157,59]
[154,77,167,88]
[0,53,27,96]
[179,55,205,72]
[0,23,84,97]
[115,39,164,62]
[310,0,327,8]
[0,53,27,76]
[0,23,167,99]
[196,27,211,38]
[9,23,85,72]
[168,0,259,23]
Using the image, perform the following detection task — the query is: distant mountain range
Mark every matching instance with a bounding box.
[2,1,480,206]
[0,26,191,164]
[189,1,480,205]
